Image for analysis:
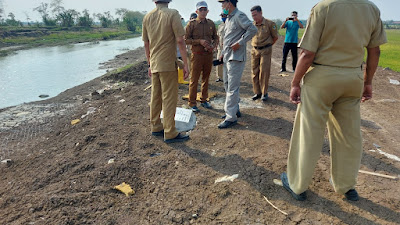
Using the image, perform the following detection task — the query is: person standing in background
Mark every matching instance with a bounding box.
[185,1,218,112]
[280,11,303,72]
[215,13,227,83]
[250,5,279,101]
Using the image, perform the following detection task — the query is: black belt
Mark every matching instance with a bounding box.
[254,44,272,50]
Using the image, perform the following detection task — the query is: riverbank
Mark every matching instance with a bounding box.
[0,27,139,57]
[0,37,399,224]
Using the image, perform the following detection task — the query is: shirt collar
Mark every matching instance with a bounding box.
[228,8,238,18]
[196,17,207,23]
[254,17,265,26]
[156,3,168,9]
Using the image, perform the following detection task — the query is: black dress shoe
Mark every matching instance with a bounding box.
[261,93,269,101]
[151,130,164,136]
[280,69,287,72]
[164,133,190,143]
[251,94,262,100]
[344,189,359,201]
[218,120,237,129]
[281,172,307,201]
[221,110,241,119]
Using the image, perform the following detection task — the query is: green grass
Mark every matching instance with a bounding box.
[379,29,400,72]
[279,28,400,72]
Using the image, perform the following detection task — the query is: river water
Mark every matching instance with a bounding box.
[0,37,143,109]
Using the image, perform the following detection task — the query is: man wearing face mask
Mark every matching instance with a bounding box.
[185,1,218,112]
[217,0,257,129]
[215,13,227,83]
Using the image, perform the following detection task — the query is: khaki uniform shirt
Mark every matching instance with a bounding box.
[251,18,279,47]
[185,18,218,54]
[142,3,185,73]
[217,22,225,51]
[299,0,387,68]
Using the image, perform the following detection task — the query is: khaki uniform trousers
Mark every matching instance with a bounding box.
[150,71,179,140]
[216,49,223,80]
[287,65,364,195]
[251,46,272,95]
[188,53,213,106]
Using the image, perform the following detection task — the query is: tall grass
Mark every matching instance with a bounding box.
[379,29,400,72]
[279,28,400,72]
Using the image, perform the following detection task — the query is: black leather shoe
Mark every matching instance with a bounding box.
[344,189,359,201]
[221,110,241,119]
[164,133,190,144]
[151,130,164,137]
[281,172,307,201]
[215,78,223,82]
[280,69,287,72]
[251,94,262,100]
[218,120,237,129]
[261,93,269,101]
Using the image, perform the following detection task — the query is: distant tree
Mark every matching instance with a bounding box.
[77,9,93,27]
[56,9,78,27]
[96,11,113,28]
[6,12,20,26]
[123,11,145,32]
[0,0,4,23]
[34,2,56,26]
[50,0,65,15]
[24,11,32,26]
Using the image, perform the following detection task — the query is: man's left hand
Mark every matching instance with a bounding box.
[231,42,240,51]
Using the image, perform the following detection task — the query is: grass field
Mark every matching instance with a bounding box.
[279,29,400,72]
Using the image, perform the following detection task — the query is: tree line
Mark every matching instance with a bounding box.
[0,0,145,33]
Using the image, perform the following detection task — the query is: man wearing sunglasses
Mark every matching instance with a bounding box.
[185,1,218,112]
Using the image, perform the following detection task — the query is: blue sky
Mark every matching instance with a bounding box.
[2,0,399,22]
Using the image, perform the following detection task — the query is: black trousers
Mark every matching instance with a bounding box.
[281,43,298,71]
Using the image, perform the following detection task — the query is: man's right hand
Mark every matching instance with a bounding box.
[148,67,152,78]
[361,84,373,102]
[183,65,189,80]
[290,85,301,104]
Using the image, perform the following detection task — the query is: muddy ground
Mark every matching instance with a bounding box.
[0,37,399,225]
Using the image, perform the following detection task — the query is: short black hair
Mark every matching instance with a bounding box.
[251,5,262,12]
[226,0,237,8]
[292,11,298,15]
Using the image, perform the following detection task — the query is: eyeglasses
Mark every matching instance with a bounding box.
[198,8,208,12]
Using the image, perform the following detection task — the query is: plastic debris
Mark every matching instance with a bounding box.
[389,78,400,85]
[108,159,115,164]
[215,174,239,183]
[81,107,97,119]
[373,143,381,149]
[114,182,135,196]
[119,99,126,103]
[71,119,81,125]
[278,74,289,77]
[150,153,161,157]
[1,159,12,166]
[273,179,283,186]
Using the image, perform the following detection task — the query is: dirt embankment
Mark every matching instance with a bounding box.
[0,37,399,225]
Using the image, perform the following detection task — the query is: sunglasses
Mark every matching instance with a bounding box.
[198,8,208,12]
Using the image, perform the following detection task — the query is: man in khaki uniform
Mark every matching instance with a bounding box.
[185,1,218,112]
[281,0,387,201]
[250,5,278,101]
[142,0,190,143]
[215,13,227,83]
